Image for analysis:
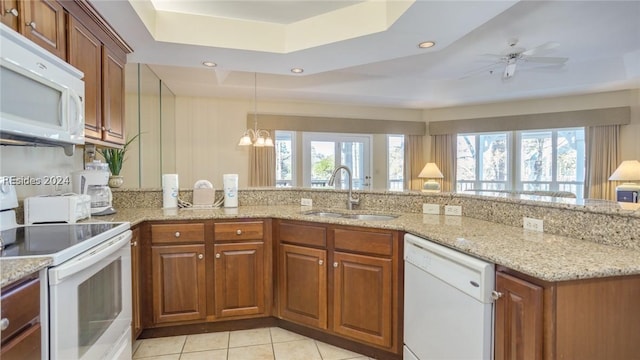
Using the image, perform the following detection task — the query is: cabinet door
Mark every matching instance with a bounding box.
[68,16,102,140]
[214,242,265,318]
[278,243,327,329]
[152,244,206,324]
[130,227,141,340]
[495,272,543,360]
[0,0,19,30]
[19,0,66,60]
[332,251,392,348]
[102,46,126,144]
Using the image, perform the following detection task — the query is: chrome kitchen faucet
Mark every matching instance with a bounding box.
[328,166,360,210]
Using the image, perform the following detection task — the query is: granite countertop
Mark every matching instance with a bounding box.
[0,257,52,288]
[2,205,639,287]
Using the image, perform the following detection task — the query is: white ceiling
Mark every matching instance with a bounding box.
[90,0,640,109]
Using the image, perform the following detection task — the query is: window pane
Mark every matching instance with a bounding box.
[340,141,365,190]
[520,131,552,182]
[388,135,404,191]
[457,135,476,181]
[275,131,294,187]
[557,129,585,182]
[480,134,508,181]
[310,141,335,187]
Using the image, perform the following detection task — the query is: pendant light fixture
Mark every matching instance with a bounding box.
[238,73,274,147]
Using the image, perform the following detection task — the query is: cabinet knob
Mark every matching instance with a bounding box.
[318,259,324,265]
[198,254,204,260]
[175,231,181,238]
[236,229,242,235]
[102,126,106,131]
[130,241,137,247]
[6,8,18,17]
[491,291,503,301]
[0,318,9,331]
[333,262,339,268]
[26,21,36,30]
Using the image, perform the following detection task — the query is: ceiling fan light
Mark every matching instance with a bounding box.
[504,62,517,78]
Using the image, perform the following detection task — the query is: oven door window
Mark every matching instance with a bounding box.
[0,65,63,128]
[77,258,122,358]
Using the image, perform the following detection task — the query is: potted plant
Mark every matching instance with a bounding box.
[98,133,140,188]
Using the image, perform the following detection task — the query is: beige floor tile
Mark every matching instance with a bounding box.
[134,354,181,360]
[183,332,229,352]
[273,339,321,360]
[134,336,186,358]
[269,327,308,343]
[179,349,227,360]
[229,328,272,348]
[315,341,362,360]
[133,340,142,354]
[227,344,274,360]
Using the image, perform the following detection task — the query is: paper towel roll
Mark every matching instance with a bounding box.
[223,174,238,208]
[162,174,179,208]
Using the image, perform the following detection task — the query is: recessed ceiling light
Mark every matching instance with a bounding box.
[418,41,436,49]
[291,68,304,74]
[202,61,217,67]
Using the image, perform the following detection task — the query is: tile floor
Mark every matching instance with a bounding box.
[132,327,375,360]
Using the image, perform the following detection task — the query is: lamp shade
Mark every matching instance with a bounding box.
[418,163,444,179]
[609,160,640,181]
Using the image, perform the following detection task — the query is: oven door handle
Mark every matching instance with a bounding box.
[49,230,132,285]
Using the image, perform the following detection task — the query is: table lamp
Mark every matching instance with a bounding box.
[609,160,640,203]
[419,163,444,193]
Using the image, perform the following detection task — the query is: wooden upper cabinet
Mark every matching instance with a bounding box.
[68,15,102,139]
[332,251,392,348]
[19,0,66,60]
[494,271,543,360]
[278,243,327,329]
[101,46,125,144]
[1,0,19,30]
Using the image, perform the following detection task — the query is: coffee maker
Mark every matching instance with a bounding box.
[72,161,116,215]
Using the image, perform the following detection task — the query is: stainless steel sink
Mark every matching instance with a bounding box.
[303,211,397,221]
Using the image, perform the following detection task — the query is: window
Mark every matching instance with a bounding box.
[457,128,585,198]
[302,132,371,189]
[387,135,404,191]
[275,131,295,187]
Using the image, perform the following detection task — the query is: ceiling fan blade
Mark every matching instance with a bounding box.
[522,56,568,64]
[459,61,503,79]
[503,61,517,79]
[521,41,560,56]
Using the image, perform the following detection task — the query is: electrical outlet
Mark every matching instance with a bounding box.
[422,204,440,215]
[444,205,462,216]
[523,217,544,232]
[301,198,313,206]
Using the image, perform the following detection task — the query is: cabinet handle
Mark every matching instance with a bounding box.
[215,253,221,259]
[318,259,324,265]
[102,126,106,131]
[491,291,503,301]
[130,241,137,247]
[6,8,18,17]
[198,254,204,260]
[26,21,36,30]
[333,262,338,268]
[236,229,242,235]
[0,318,8,331]
[174,231,181,238]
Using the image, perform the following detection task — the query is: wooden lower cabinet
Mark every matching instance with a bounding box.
[1,275,41,360]
[278,243,328,329]
[213,242,265,318]
[151,244,206,324]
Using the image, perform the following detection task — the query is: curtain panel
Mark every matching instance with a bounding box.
[249,129,276,187]
[584,125,620,200]
[430,134,457,192]
[404,135,425,191]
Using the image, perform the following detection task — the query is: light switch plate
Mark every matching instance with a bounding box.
[422,204,440,214]
[523,217,544,232]
[444,205,462,216]
[301,198,313,206]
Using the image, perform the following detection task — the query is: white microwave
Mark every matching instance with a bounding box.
[0,23,84,156]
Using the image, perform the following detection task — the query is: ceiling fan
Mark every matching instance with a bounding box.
[467,39,569,80]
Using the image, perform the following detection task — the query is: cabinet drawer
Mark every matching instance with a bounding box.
[151,223,205,244]
[0,323,41,360]
[214,221,263,241]
[279,222,326,247]
[334,229,393,256]
[1,278,40,344]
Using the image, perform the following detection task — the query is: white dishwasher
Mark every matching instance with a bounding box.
[404,234,495,360]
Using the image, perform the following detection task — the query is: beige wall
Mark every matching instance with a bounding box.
[172,97,424,189]
[423,89,640,161]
